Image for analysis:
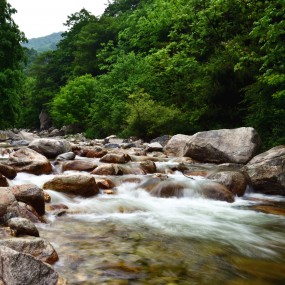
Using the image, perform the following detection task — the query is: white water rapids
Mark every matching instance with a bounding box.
[7,170,285,284]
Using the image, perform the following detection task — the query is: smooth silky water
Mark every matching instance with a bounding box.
[10,172,285,285]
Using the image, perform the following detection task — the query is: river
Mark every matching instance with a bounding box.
[9,170,285,285]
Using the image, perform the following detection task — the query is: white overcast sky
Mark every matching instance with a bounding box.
[8,0,110,39]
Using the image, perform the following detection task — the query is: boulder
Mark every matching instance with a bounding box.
[0,246,59,285]
[7,148,52,175]
[146,142,163,152]
[0,163,17,179]
[10,184,45,216]
[28,138,72,159]
[183,127,261,163]
[207,171,249,197]
[0,187,20,223]
[55,152,76,162]
[163,134,192,157]
[0,237,58,264]
[100,153,131,164]
[150,181,184,198]
[195,180,235,202]
[150,135,172,147]
[62,159,97,172]
[243,145,285,195]
[7,217,39,237]
[79,147,107,158]
[91,164,123,176]
[43,174,99,197]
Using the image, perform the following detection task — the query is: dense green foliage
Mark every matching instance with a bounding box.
[0,0,26,128]
[1,0,284,148]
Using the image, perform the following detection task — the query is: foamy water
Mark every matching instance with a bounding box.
[9,172,285,284]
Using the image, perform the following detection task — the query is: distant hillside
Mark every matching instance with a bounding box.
[23,32,63,52]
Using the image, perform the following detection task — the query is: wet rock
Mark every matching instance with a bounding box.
[183,127,261,164]
[118,165,146,175]
[10,184,45,216]
[243,145,285,195]
[91,164,123,176]
[0,174,9,187]
[146,142,163,152]
[196,180,235,203]
[0,236,59,264]
[0,163,17,179]
[7,148,52,175]
[0,246,59,285]
[80,147,107,158]
[250,205,285,216]
[55,151,76,162]
[0,187,20,223]
[207,171,249,197]
[45,204,69,212]
[100,153,131,164]
[139,160,156,174]
[28,138,72,159]
[163,134,191,157]
[150,181,184,198]
[44,191,51,203]
[43,174,99,197]
[96,178,116,189]
[7,217,39,237]
[62,159,97,172]
[150,135,172,147]
[18,202,46,224]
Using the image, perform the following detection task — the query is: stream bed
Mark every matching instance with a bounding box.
[11,172,285,285]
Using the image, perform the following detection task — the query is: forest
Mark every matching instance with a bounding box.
[1,0,284,149]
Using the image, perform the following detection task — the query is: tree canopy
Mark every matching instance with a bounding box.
[1,0,284,148]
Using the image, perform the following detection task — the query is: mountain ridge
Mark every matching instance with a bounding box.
[22,32,63,52]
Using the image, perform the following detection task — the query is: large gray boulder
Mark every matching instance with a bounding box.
[28,138,72,159]
[7,148,52,175]
[163,134,192,157]
[183,127,261,164]
[0,246,59,285]
[244,145,285,195]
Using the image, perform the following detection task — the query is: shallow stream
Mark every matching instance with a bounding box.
[10,171,285,285]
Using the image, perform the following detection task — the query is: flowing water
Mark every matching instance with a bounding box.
[9,171,285,284]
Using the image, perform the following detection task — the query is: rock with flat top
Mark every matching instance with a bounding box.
[183,127,261,163]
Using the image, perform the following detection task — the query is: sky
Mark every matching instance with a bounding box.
[8,0,110,39]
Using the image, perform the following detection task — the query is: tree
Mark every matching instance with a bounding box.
[0,0,26,128]
[50,74,97,129]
